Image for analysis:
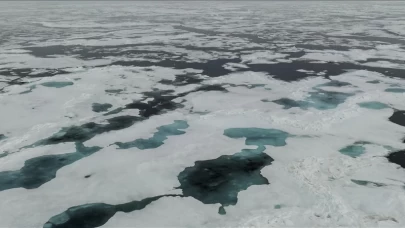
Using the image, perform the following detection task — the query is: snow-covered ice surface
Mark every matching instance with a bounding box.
[1,1,405,227]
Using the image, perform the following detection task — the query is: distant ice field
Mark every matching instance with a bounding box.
[1,1,405,227]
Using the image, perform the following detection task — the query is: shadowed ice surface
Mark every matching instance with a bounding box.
[115,120,189,149]
[358,101,389,110]
[0,143,101,191]
[177,128,289,214]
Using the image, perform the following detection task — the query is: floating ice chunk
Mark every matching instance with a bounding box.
[241,51,288,64]
[222,62,249,71]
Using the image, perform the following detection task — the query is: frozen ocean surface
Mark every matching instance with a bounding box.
[1,1,405,227]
